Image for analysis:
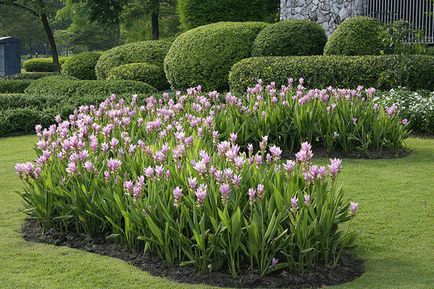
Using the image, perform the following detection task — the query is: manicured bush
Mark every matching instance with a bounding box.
[95,40,172,80]
[62,52,101,80]
[0,79,33,93]
[178,0,277,30]
[164,22,267,91]
[17,90,360,278]
[380,88,434,134]
[252,20,327,56]
[23,57,70,72]
[229,55,434,93]
[1,72,57,80]
[25,75,156,99]
[107,63,168,91]
[324,16,386,56]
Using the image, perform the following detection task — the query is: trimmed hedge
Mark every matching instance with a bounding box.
[177,0,276,30]
[62,52,101,80]
[164,22,267,91]
[25,76,156,100]
[252,20,327,56]
[0,79,33,93]
[107,63,168,91]
[95,40,172,80]
[23,57,70,72]
[229,55,434,93]
[324,16,386,56]
[1,72,57,80]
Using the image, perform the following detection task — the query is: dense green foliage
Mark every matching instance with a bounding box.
[62,52,102,80]
[2,72,57,80]
[164,22,267,91]
[0,80,33,93]
[229,55,434,93]
[252,20,327,56]
[107,63,168,90]
[177,0,277,30]
[381,88,434,134]
[25,76,156,99]
[95,40,172,79]
[324,16,386,56]
[23,57,70,72]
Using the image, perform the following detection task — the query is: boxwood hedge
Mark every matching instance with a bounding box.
[95,40,172,80]
[25,76,156,99]
[0,79,33,93]
[324,16,386,56]
[164,21,267,91]
[252,20,327,56]
[23,57,70,72]
[229,55,434,93]
[107,63,168,91]
[62,51,101,80]
[1,72,57,80]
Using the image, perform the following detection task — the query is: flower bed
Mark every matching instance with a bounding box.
[17,83,363,279]
[218,79,409,157]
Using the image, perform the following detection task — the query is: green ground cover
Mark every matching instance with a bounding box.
[0,135,433,289]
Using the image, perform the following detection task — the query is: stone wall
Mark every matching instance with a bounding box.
[280,0,366,35]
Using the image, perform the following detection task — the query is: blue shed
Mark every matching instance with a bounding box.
[0,37,21,76]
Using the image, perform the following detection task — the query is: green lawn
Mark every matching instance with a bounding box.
[0,135,433,289]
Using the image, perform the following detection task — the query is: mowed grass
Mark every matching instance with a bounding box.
[0,135,433,289]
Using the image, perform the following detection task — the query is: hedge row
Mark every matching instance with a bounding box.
[23,57,70,72]
[229,55,434,93]
[0,79,33,93]
[1,72,57,80]
[95,40,172,80]
[25,76,156,99]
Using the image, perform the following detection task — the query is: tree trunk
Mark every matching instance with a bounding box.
[151,12,159,40]
[40,13,60,73]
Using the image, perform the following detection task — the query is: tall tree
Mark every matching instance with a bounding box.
[0,0,62,72]
[81,0,174,40]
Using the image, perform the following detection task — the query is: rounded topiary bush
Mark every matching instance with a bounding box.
[95,40,172,80]
[164,21,267,91]
[252,20,327,56]
[107,63,168,91]
[23,57,69,72]
[324,16,386,56]
[62,51,101,80]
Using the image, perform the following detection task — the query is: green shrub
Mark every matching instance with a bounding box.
[107,63,168,91]
[0,79,33,93]
[252,20,327,56]
[62,52,101,80]
[23,57,70,72]
[1,72,57,80]
[177,0,277,30]
[229,55,434,93]
[25,75,156,100]
[95,40,172,80]
[324,16,386,56]
[164,22,267,91]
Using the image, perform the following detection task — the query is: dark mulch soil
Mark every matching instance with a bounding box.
[281,148,410,160]
[22,219,364,289]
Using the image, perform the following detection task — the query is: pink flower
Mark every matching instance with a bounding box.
[385,104,397,117]
[283,160,296,173]
[188,177,197,189]
[271,258,278,267]
[84,161,94,172]
[401,118,409,126]
[230,133,237,144]
[220,183,230,202]
[66,162,77,175]
[173,186,183,206]
[248,188,256,203]
[291,196,298,211]
[257,184,264,199]
[144,166,154,178]
[107,159,121,172]
[329,158,342,179]
[269,145,282,160]
[195,184,207,206]
[124,180,134,193]
[304,194,310,207]
[350,202,359,215]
